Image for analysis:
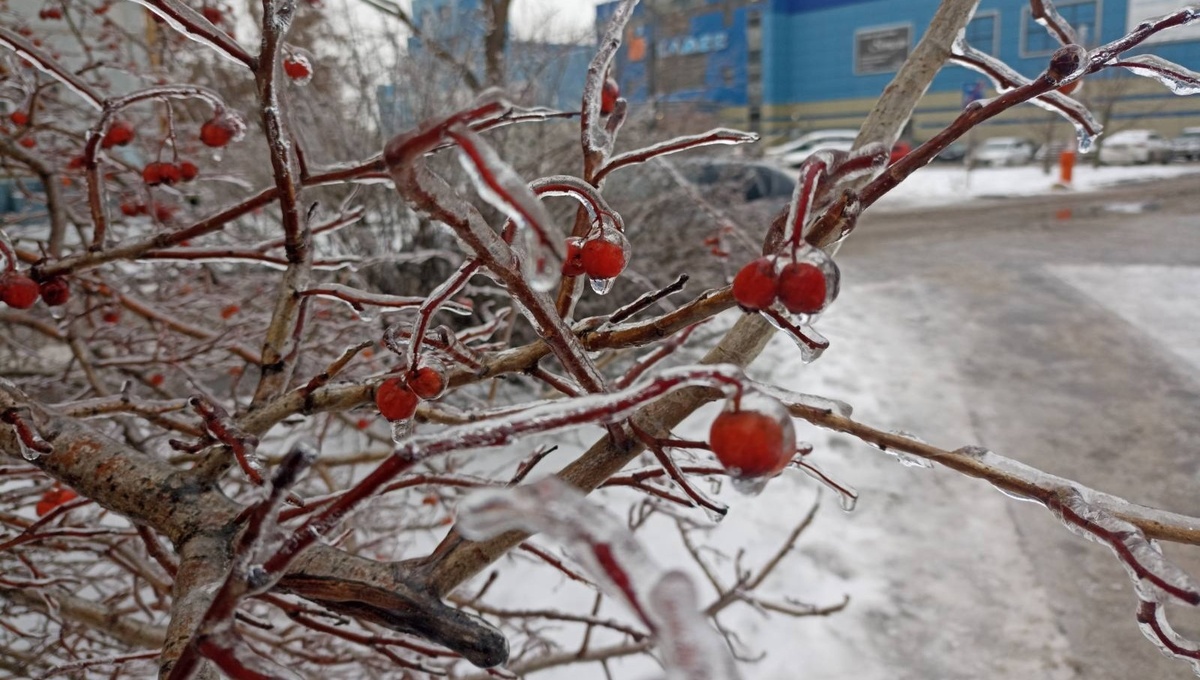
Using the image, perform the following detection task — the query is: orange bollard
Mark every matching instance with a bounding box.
[1059,148,1076,185]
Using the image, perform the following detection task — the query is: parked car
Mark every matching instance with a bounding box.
[933,140,968,163]
[764,129,859,160]
[970,137,1035,166]
[1172,127,1200,162]
[1098,129,1173,165]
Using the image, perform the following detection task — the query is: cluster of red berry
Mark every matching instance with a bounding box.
[38,6,63,20]
[708,397,797,479]
[731,250,837,316]
[561,224,630,281]
[0,273,69,310]
[119,200,178,222]
[142,160,199,186]
[374,363,448,421]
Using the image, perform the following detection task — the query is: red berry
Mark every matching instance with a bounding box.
[10,111,28,126]
[18,136,35,149]
[375,376,420,421]
[178,160,199,181]
[38,277,69,306]
[153,202,177,222]
[600,77,619,115]
[199,115,237,148]
[220,303,239,319]
[101,120,134,148]
[1058,79,1081,95]
[409,365,446,400]
[39,7,63,19]
[709,409,794,477]
[119,201,144,216]
[142,162,164,185]
[732,257,779,311]
[777,262,827,315]
[1,275,40,309]
[36,487,77,516]
[101,308,121,323]
[67,155,86,171]
[160,163,182,185]
[283,56,311,80]
[354,417,370,430]
[581,232,628,280]
[201,5,222,23]
[561,236,586,277]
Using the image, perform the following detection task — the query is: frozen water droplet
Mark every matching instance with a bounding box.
[1076,126,1096,154]
[589,276,616,295]
[390,419,413,443]
[762,310,828,363]
[17,436,37,461]
[730,474,770,496]
[837,491,858,512]
[871,432,934,469]
[701,503,728,524]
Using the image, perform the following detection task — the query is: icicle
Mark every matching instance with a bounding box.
[795,459,858,512]
[390,419,413,443]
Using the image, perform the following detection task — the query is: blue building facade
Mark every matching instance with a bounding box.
[598,0,1200,142]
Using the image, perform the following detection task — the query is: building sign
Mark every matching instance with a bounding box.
[657,30,729,58]
[854,24,911,74]
[1127,0,1200,44]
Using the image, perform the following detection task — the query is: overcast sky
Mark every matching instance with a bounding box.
[507,0,603,42]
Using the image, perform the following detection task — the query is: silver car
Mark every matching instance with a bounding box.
[1097,129,1173,165]
[1172,127,1200,162]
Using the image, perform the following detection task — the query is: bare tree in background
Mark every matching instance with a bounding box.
[3,0,1200,678]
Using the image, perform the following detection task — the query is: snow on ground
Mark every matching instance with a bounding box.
[869,162,1200,211]
[1051,264,1200,375]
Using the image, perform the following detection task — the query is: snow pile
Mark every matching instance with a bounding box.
[872,163,1200,211]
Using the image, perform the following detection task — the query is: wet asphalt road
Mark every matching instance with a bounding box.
[833,172,1200,679]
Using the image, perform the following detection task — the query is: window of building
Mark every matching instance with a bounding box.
[1022,0,1098,56]
[965,11,1000,55]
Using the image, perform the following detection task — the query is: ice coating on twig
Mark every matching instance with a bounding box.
[1115,54,1200,95]
[950,35,1102,149]
[458,478,742,679]
[748,380,853,418]
[1050,488,1200,605]
[457,477,661,621]
[1029,0,1080,46]
[582,0,639,158]
[596,128,759,183]
[396,364,745,456]
[648,570,743,680]
[1137,599,1200,676]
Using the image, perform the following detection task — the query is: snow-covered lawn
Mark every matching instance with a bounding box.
[870,162,1200,210]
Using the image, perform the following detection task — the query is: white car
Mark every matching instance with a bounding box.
[765,129,859,167]
[970,137,1035,166]
[1098,129,1173,165]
